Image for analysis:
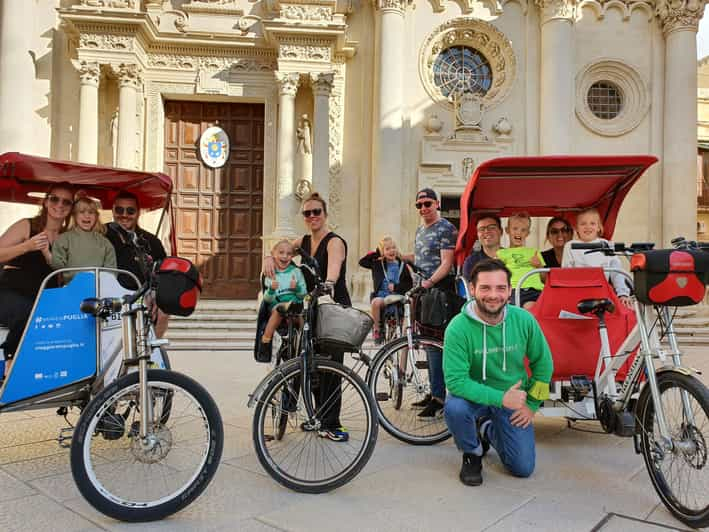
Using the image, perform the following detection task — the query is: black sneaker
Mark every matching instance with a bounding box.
[460,453,483,486]
[411,393,432,409]
[417,397,444,418]
[476,416,491,457]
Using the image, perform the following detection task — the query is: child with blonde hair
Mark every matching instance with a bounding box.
[50,196,116,281]
[496,212,545,309]
[359,236,413,344]
[258,239,307,360]
[561,207,632,308]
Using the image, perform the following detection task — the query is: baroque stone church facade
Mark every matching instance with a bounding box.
[0,0,704,299]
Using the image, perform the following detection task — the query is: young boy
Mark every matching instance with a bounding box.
[258,240,308,360]
[496,213,545,309]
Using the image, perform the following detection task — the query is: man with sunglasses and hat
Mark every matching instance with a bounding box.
[106,190,168,336]
[410,187,459,417]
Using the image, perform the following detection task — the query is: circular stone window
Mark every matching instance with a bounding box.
[576,60,649,136]
[587,81,623,120]
[420,18,516,110]
[433,46,492,99]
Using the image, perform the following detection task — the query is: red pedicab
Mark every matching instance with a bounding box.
[455,154,709,529]
[0,153,222,522]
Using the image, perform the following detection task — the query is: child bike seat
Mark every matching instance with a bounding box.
[383,294,406,306]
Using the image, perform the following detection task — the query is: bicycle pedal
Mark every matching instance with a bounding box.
[414,361,429,370]
[375,392,390,401]
[57,427,73,449]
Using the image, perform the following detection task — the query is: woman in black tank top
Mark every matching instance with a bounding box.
[0,184,73,367]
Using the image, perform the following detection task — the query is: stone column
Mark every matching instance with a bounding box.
[658,0,707,242]
[77,61,100,164]
[311,72,334,201]
[536,0,575,154]
[0,0,34,153]
[274,72,300,236]
[116,63,142,170]
[372,0,408,245]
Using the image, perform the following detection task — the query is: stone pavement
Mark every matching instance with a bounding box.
[1,347,708,532]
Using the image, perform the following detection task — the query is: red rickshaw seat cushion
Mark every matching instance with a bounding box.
[529,268,636,381]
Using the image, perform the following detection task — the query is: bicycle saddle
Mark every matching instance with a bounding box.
[383,294,406,306]
[577,298,615,316]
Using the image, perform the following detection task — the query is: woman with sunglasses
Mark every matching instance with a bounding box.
[540,217,573,268]
[262,192,352,442]
[0,183,74,374]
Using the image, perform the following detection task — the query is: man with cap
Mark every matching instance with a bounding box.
[410,187,458,417]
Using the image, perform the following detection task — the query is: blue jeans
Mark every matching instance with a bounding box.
[444,394,536,478]
[425,346,445,400]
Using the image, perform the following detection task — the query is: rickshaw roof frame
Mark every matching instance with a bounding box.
[455,154,659,266]
[0,152,173,211]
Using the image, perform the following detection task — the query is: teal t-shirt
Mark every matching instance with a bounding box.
[497,247,545,290]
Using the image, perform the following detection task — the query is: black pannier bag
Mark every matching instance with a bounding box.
[418,287,465,330]
[155,257,202,316]
[631,249,709,306]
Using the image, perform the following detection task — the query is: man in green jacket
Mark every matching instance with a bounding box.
[443,259,553,486]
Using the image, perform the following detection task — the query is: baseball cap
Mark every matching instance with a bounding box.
[416,188,438,202]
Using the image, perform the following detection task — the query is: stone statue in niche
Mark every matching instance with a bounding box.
[462,157,475,180]
[296,114,312,155]
[110,108,119,166]
[295,114,313,199]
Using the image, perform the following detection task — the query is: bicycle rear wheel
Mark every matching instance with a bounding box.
[252,358,378,493]
[637,370,709,529]
[71,369,223,522]
[368,336,451,445]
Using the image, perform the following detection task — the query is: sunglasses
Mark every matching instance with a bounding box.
[415,200,434,210]
[549,227,572,236]
[48,194,73,207]
[302,208,323,218]
[114,206,137,215]
[477,224,500,233]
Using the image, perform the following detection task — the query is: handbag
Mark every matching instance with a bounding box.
[419,287,465,330]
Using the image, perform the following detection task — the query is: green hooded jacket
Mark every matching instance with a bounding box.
[443,301,553,411]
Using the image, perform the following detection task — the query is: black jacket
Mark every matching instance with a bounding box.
[358,250,413,300]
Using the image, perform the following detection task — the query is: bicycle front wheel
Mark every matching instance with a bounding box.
[71,369,224,522]
[252,358,378,493]
[637,370,709,529]
[368,336,451,445]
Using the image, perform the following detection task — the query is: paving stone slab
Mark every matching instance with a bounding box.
[0,467,36,503]
[0,493,102,532]
[595,513,690,532]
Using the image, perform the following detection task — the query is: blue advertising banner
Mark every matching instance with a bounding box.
[0,272,97,405]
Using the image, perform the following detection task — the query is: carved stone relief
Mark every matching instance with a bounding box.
[280,5,334,21]
[534,0,576,23]
[279,45,332,62]
[79,33,133,50]
[656,0,708,34]
[78,0,136,8]
[327,62,346,229]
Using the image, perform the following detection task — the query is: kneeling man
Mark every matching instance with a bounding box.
[443,259,553,486]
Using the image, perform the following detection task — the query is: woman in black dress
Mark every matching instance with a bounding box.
[263,192,351,441]
[540,217,573,268]
[0,183,74,377]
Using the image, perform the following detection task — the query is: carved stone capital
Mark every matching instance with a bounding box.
[276,72,300,97]
[535,0,576,24]
[311,72,335,96]
[77,60,100,87]
[374,0,411,14]
[656,0,707,35]
[117,63,142,89]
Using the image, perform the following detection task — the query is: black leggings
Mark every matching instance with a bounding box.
[315,348,344,430]
[0,288,34,360]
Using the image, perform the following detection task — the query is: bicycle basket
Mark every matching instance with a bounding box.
[156,257,202,316]
[631,249,709,306]
[315,300,373,352]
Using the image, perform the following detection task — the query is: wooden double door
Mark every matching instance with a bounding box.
[164,101,264,299]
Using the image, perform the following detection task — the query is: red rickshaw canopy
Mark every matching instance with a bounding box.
[0,152,173,211]
[454,154,659,266]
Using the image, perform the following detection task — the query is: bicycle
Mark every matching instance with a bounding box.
[365,263,452,445]
[248,249,378,493]
[515,239,709,528]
